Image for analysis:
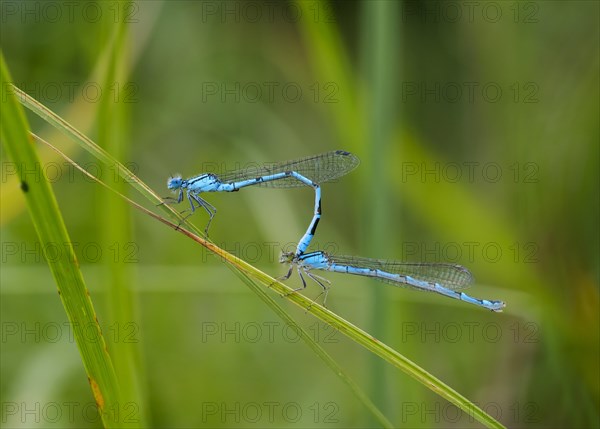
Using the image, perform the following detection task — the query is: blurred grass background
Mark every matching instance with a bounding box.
[1,1,598,428]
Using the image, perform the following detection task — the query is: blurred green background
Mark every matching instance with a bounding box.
[1,1,598,428]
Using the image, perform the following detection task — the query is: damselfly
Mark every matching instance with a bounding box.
[166,150,359,256]
[279,251,505,312]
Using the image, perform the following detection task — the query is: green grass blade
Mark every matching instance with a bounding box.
[1,54,123,428]
[360,0,402,418]
[96,20,148,427]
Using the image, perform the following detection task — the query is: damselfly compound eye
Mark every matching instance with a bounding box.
[167,176,183,190]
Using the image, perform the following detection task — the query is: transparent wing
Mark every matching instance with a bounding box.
[215,150,360,187]
[327,254,474,290]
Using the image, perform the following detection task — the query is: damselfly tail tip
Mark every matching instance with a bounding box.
[490,301,506,312]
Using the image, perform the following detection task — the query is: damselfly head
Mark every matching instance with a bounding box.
[279,251,295,264]
[167,175,183,190]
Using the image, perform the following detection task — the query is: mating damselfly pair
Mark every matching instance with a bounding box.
[166,150,505,312]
